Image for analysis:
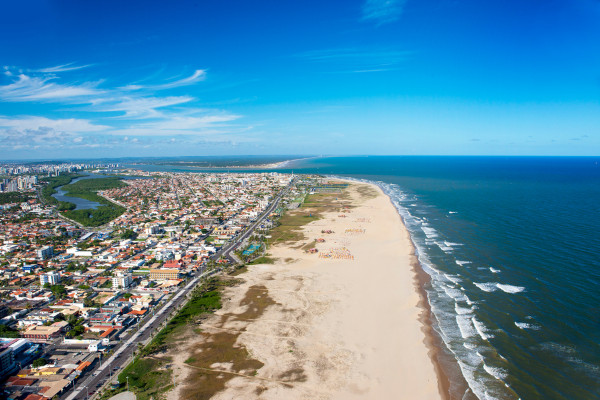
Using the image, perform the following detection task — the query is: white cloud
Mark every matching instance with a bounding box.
[92,96,194,119]
[0,116,107,132]
[0,74,102,102]
[362,0,407,25]
[122,69,207,91]
[146,114,240,130]
[0,64,253,149]
[36,63,93,73]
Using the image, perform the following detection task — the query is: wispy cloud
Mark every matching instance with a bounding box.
[362,0,407,25]
[36,63,93,73]
[122,69,207,91]
[0,64,250,151]
[91,96,195,119]
[298,48,411,73]
[0,74,103,102]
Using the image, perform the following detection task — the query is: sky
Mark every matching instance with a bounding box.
[0,0,599,159]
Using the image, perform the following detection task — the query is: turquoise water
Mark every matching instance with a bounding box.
[126,156,600,399]
[243,244,261,255]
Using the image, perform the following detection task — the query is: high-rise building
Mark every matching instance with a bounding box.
[37,246,54,260]
[40,272,61,286]
[112,273,133,289]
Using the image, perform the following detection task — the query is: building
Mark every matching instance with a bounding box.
[112,273,132,289]
[21,264,41,273]
[40,272,60,286]
[21,325,62,342]
[0,343,15,378]
[149,268,180,280]
[36,246,53,260]
[146,225,162,235]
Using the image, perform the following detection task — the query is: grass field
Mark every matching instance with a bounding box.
[267,188,353,245]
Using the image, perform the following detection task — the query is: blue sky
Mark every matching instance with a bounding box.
[0,0,599,159]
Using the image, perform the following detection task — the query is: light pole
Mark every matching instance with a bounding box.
[126,376,129,391]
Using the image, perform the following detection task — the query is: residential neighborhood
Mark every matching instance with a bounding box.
[0,165,307,400]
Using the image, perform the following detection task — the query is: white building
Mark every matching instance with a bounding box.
[40,272,61,286]
[37,245,53,260]
[112,273,132,289]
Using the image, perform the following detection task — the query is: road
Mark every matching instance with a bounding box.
[63,267,214,400]
[217,178,294,264]
[61,178,294,400]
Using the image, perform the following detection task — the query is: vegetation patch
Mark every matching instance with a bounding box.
[0,192,33,205]
[268,189,352,245]
[100,277,224,400]
[59,177,127,226]
[40,173,82,205]
[356,184,379,200]
[143,277,222,355]
[248,255,277,265]
[180,284,276,400]
[117,357,173,400]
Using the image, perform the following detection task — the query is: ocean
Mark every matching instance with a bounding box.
[129,155,600,399]
[287,156,600,400]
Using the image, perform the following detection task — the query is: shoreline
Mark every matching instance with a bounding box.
[339,177,471,400]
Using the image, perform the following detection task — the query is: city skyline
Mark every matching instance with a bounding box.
[1,0,599,159]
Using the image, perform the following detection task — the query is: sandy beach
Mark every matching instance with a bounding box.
[168,182,443,399]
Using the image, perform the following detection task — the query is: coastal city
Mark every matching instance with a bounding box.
[0,162,309,400]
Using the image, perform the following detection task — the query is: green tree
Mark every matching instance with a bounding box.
[49,285,67,299]
[0,324,19,338]
[32,358,47,368]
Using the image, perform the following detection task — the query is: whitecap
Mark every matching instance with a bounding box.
[456,315,477,338]
[444,241,463,247]
[436,241,454,252]
[483,363,508,381]
[455,303,473,315]
[421,226,438,238]
[443,285,467,301]
[490,267,501,273]
[472,317,492,340]
[496,283,525,293]
[456,260,472,266]
[444,273,462,284]
[474,282,498,292]
[448,211,458,214]
[515,321,539,330]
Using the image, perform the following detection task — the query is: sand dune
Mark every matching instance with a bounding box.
[170,182,442,399]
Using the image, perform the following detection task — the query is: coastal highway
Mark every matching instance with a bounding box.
[218,178,294,264]
[61,179,295,400]
[63,268,215,400]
